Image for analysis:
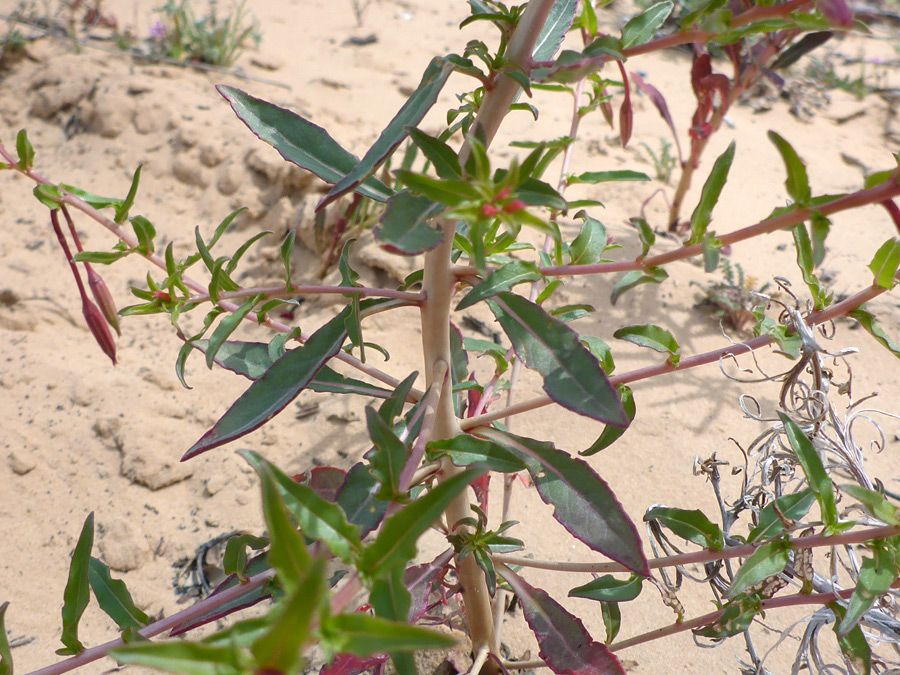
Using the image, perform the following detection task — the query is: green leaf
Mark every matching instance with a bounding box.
[484,429,647,575]
[280,229,295,286]
[359,467,485,578]
[71,249,131,264]
[319,57,454,209]
[33,183,62,208]
[500,567,627,675]
[112,641,243,675]
[581,385,635,456]
[377,372,419,426]
[115,164,142,224]
[322,614,456,657]
[610,267,667,305]
[621,1,674,47]
[569,574,644,603]
[257,461,312,590]
[487,292,627,426]
[702,232,721,272]
[16,129,34,170]
[407,127,462,179]
[395,171,480,206]
[58,184,122,211]
[747,488,817,542]
[644,507,724,550]
[0,603,12,675]
[218,86,392,203]
[600,602,621,644]
[130,215,156,256]
[338,462,389,537]
[830,602,873,674]
[223,534,268,580]
[88,558,150,630]
[778,412,838,530]
[579,336,615,375]
[687,141,735,245]
[457,261,542,310]
[838,542,899,636]
[428,435,527,473]
[567,170,650,184]
[842,485,900,525]
[242,451,361,563]
[252,555,326,672]
[868,237,900,289]
[726,540,790,599]
[532,0,578,61]
[367,407,409,501]
[375,191,444,255]
[768,131,811,204]
[850,307,900,359]
[694,599,759,639]
[184,309,349,459]
[792,224,828,309]
[370,568,415,675]
[569,213,608,265]
[515,178,567,210]
[57,513,94,656]
[613,324,680,366]
[205,294,263,369]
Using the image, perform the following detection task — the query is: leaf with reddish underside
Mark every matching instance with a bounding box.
[481,428,648,575]
[500,567,627,675]
[615,61,632,148]
[294,466,348,503]
[183,309,349,459]
[321,653,390,675]
[630,72,681,162]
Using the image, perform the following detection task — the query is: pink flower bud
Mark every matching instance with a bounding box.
[85,264,121,336]
[152,290,172,302]
[494,187,512,201]
[503,200,526,214]
[83,299,117,365]
[480,203,500,218]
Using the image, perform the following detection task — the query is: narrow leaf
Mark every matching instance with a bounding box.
[768,131,811,204]
[620,1,674,48]
[337,462,389,537]
[532,0,578,61]
[359,467,485,578]
[610,267,667,305]
[830,603,873,674]
[842,485,900,526]
[88,558,150,630]
[218,86,392,202]
[613,324,680,366]
[501,567,627,675]
[868,237,900,289]
[688,141,735,245]
[838,542,899,636]
[483,429,647,575]
[406,128,461,179]
[487,292,627,426]
[112,641,242,675]
[184,309,349,459]
[581,386,635,456]
[0,603,12,675]
[323,614,456,657]
[644,507,723,550]
[747,489,816,542]
[778,412,838,529]
[850,307,900,359]
[367,407,409,501]
[205,294,263,369]
[375,191,444,255]
[726,540,790,599]
[570,214,609,265]
[319,58,454,209]
[57,513,94,656]
[457,261,542,310]
[257,461,312,589]
[569,574,643,603]
[428,434,527,473]
[115,164,143,224]
[568,170,650,184]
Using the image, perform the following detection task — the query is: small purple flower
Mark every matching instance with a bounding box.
[149,20,168,39]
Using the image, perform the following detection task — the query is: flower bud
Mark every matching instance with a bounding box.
[480,203,500,218]
[494,186,512,202]
[82,299,117,365]
[85,264,121,336]
[503,200,526,214]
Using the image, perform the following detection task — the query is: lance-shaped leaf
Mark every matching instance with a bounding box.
[500,567,627,675]
[218,86,392,203]
[645,506,724,550]
[570,214,609,265]
[532,0,578,61]
[569,574,644,603]
[581,385,635,456]
[838,542,899,636]
[318,57,454,210]
[406,128,461,180]
[610,267,667,305]
[242,451,361,563]
[184,309,350,459]
[487,292,627,427]
[112,641,244,675]
[613,324,680,366]
[725,540,790,599]
[567,170,650,185]
[205,294,264,369]
[375,191,444,255]
[829,603,872,674]
[428,434,527,474]
[483,429,647,575]
[457,261,542,310]
[778,412,838,530]
[688,141,735,245]
[57,513,94,656]
[620,1,674,48]
[842,485,900,525]
[792,224,829,309]
[868,237,900,289]
[337,462,389,537]
[370,567,415,675]
[0,603,12,675]
[191,340,394,398]
[768,131,811,204]
[258,462,312,590]
[747,488,816,542]
[630,72,682,161]
[359,467,485,578]
[367,407,409,501]
[88,558,150,630]
[322,614,456,657]
[850,307,900,360]
[252,555,326,673]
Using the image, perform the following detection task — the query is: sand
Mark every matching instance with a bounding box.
[1,1,900,673]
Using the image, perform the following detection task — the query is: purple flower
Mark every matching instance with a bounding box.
[149,20,168,39]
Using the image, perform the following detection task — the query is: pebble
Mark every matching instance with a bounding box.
[8,449,37,475]
[99,517,150,572]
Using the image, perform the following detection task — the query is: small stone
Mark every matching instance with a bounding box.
[205,473,227,496]
[172,154,209,189]
[246,146,284,183]
[216,163,242,196]
[83,88,134,138]
[118,427,193,490]
[99,517,150,571]
[199,142,225,168]
[70,381,99,407]
[205,517,220,527]
[8,449,37,475]
[235,492,251,505]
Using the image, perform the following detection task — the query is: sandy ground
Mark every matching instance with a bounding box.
[2,1,900,673]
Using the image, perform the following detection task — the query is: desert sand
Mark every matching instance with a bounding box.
[1,1,900,673]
